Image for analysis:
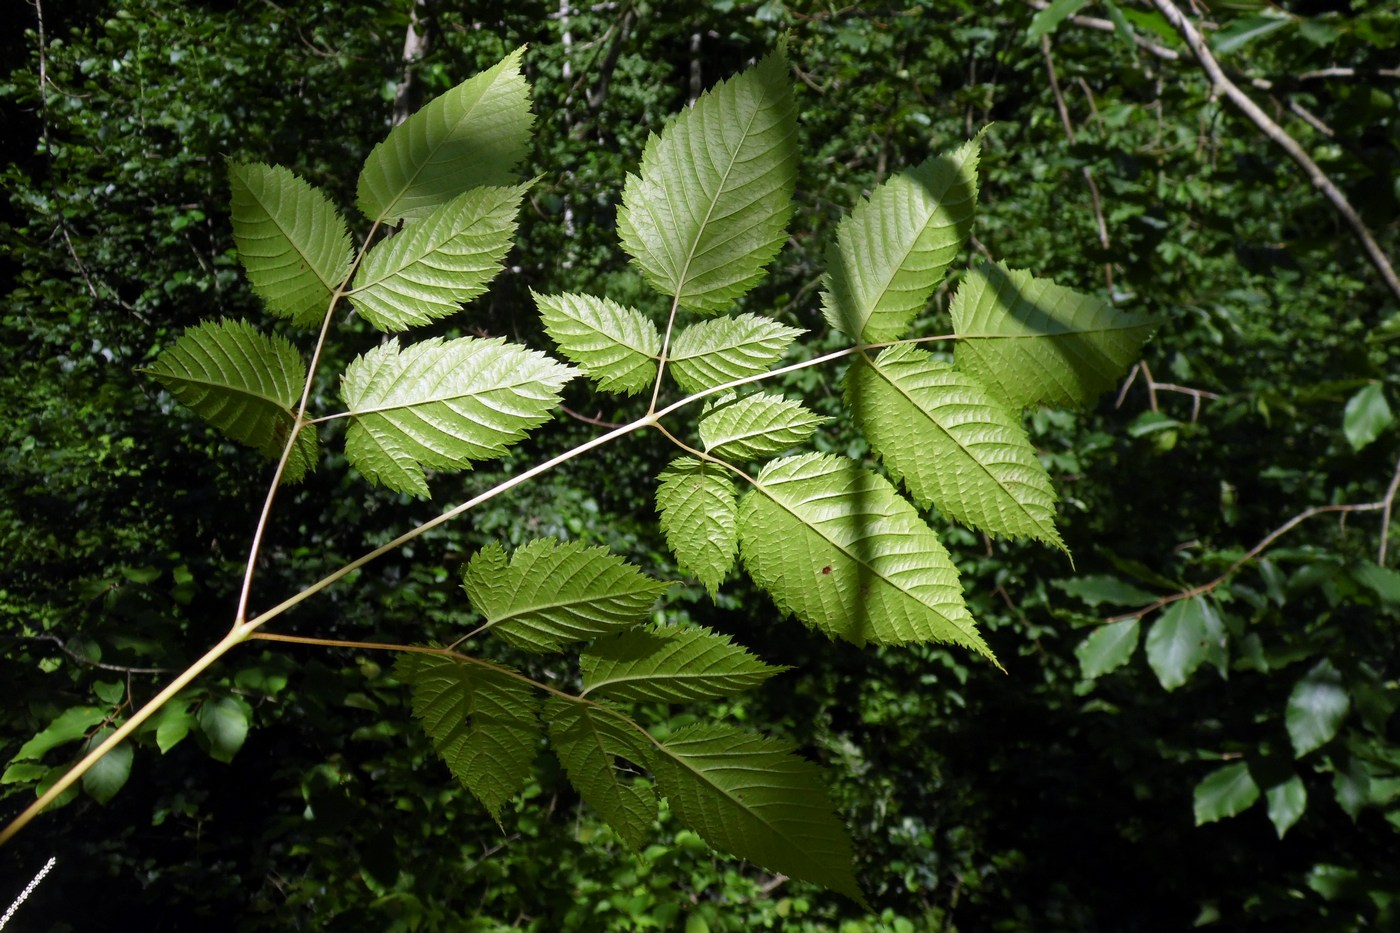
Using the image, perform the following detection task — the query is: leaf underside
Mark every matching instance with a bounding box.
[581,625,787,702]
[846,345,1064,550]
[822,135,982,342]
[656,457,739,596]
[546,698,656,850]
[350,183,528,331]
[228,162,353,328]
[738,453,993,661]
[699,391,826,460]
[144,319,317,481]
[652,723,865,904]
[340,336,574,498]
[463,538,672,653]
[396,653,541,823]
[951,261,1156,409]
[357,46,533,225]
[618,50,798,312]
[534,290,661,396]
[668,313,803,394]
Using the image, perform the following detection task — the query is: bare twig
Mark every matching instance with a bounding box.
[1116,360,1221,421]
[1150,0,1400,303]
[20,634,175,675]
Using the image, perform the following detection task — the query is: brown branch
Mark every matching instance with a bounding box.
[21,634,175,675]
[1150,0,1400,304]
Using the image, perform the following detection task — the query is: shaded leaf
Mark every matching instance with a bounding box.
[822,135,981,341]
[737,453,992,660]
[581,626,788,702]
[1193,762,1259,825]
[396,654,540,822]
[618,50,797,312]
[341,336,574,497]
[1265,773,1308,839]
[1145,596,1224,691]
[1286,659,1350,757]
[656,458,739,596]
[535,290,660,395]
[951,261,1156,409]
[80,728,132,805]
[1075,619,1140,680]
[546,699,655,850]
[10,707,107,762]
[463,539,672,652]
[1342,383,1392,452]
[652,723,864,903]
[228,162,353,327]
[1053,575,1157,607]
[198,695,252,764]
[847,346,1063,548]
[349,183,528,331]
[358,47,532,224]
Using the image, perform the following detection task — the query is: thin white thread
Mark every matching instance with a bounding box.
[0,856,56,930]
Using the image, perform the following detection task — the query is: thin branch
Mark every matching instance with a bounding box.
[1150,0,1400,304]
[1378,454,1400,565]
[19,634,174,675]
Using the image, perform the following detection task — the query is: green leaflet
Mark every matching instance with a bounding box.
[228,162,353,328]
[699,392,826,460]
[617,50,798,313]
[349,183,529,331]
[821,135,982,342]
[396,654,540,823]
[951,261,1156,409]
[846,345,1064,550]
[738,453,993,660]
[668,314,803,394]
[357,47,533,225]
[656,458,738,596]
[580,625,788,702]
[144,319,318,481]
[546,699,656,850]
[534,290,661,396]
[340,336,574,498]
[463,539,672,653]
[652,723,864,904]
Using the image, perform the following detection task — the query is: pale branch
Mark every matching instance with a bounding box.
[1150,0,1400,303]
[1116,360,1221,422]
[19,634,174,675]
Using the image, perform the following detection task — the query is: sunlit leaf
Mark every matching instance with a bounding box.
[656,458,739,596]
[581,625,788,702]
[699,392,826,460]
[534,291,661,395]
[668,314,802,394]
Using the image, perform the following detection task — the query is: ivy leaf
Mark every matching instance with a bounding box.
[652,723,864,904]
[821,135,981,342]
[656,458,739,596]
[699,392,826,460]
[463,539,672,653]
[144,319,318,482]
[546,699,655,850]
[349,183,529,331]
[1193,762,1260,826]
[737,453,993,661]
[1075,619,1140,680]
[357,46,532,225]
[534,290,661,395]
[396,654,540,823]
[340,336,574,498]
[580,626,789,702]
[1145,596,1224,691]
[618,49,797,312]
[668,314,803,394]
[951,261,1156,409]
[1286,659,1350,758]
[228,162,353,327]
[79,728,132,805]
[847,345,1063,549]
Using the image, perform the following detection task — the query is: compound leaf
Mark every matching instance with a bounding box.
[358,47,532,225]
[618,50,797,312]
[534,290,661,395]
[581,625,788,702]
[396,653,540,823]
[145,319,317,482]
[546,699,655,850]
[349,183,528,331]
[668,314,803,394]
[699,392,826,460]
[229,162,353,328]
[737,453,993,660]
[656,458,738,596]
[846,345,1063,549]
[951,261,1156,408]
[341,336,574,498]
[463,539,672,653]
[652,723,864,904]
[821,135,981,342]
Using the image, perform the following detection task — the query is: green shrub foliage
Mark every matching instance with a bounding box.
[30,46,1152,899]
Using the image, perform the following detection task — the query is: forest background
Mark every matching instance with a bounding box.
[1,0,1398,930]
